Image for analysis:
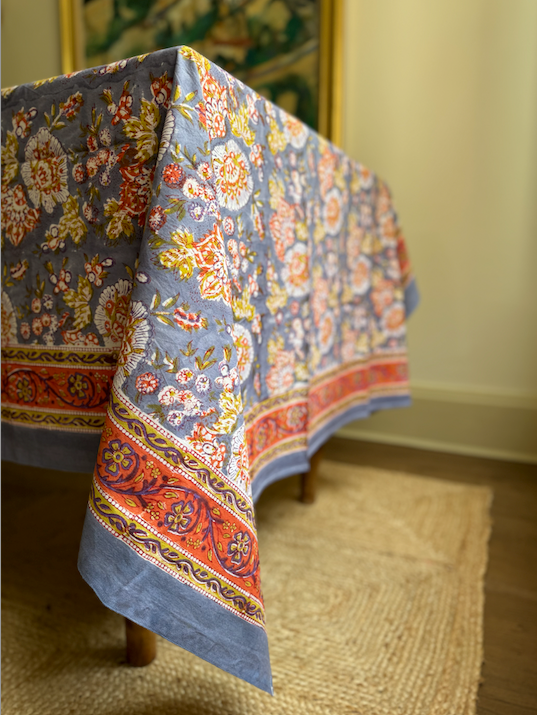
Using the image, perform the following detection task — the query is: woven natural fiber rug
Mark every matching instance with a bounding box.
[2,460,492,715]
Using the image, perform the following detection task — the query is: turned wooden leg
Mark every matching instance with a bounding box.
[300,446,324,504]
[125,618,157,666]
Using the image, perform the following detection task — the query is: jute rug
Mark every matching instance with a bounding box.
[2,460,492,715]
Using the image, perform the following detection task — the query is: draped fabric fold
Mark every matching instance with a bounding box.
[1,46,418,692]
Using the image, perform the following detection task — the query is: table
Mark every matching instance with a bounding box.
[1,46,418,693]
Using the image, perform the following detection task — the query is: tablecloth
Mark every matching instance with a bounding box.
[1,46,419,693]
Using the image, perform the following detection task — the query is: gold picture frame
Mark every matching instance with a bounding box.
[59,0,343,143]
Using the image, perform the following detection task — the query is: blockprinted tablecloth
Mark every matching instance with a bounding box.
[1,46,419,692]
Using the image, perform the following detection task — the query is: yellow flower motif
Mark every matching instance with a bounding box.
[350,168,361,195]
[334,163,347,191]
[230,105,255,147]
[267,336,285,366]
[267,118,287,155]
[212,391,243,434]
[295,362,309,381]
[295,220,308,241]
[179,46,211,75]
[123,98,160,162]
[63,275,93,330]
[268,175,285,210]
[313,218,325,245]
[232,292,255,321]
[355,333,369,354]
[358,232,371,255]
[266,280,288,316]
[308,344,321,373]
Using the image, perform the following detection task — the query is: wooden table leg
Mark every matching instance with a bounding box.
[300,446,324,504]
[125,618,157,666]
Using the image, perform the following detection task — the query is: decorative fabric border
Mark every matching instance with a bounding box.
[90,385,265,628]
[1,345,117,432]
[89,479,265,626]
[245,388,308,476]
[308,352,410,435]
[78,507,273,693]
[245,352,410,477]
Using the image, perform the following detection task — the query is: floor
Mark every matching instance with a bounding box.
[323,438,537,715]
[2,437,536,713]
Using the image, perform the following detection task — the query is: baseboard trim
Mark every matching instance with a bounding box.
[411,381,537,411]
[337,426,537,465]
[335,388,537,465]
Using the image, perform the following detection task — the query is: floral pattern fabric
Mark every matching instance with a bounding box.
[1,47,417,692]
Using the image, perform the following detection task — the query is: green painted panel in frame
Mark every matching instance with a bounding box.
[83,0,320,130]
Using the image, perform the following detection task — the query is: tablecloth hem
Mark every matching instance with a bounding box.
[309,392,412,455]
[1,422,100,473]
[78,506,274,695]
[250,393,412,501]
[405,277,420,317]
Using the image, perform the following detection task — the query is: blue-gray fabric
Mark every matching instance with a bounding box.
[78,507,273,693]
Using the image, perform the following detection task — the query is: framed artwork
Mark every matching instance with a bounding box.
[58,0,343,143]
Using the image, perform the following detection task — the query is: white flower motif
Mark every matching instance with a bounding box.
[381,302,406,338]
[283,113,308,149]
[157,110,175,162]
[351,256,371,296]
[21,127,69,213]
[195,374,211,392]
[228,423,251,496]
[94,278,133,347]
[318,310,336,355]
[168,410,184,427]
[282,243,310,298]
[323,187,344,236]
[232,324,254,383]
[182,176,201,198]
[114,301,151,385]
[176,368,194,385]
[158,385,181,406]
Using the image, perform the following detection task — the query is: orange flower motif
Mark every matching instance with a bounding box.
[371,278,394,316]
[269,198,296,261]
[192,223,232,305]
[266,350,295,397]
[282,243,309,298]
[317,146,337,199]
[202,74,228,140]
[212,140,252,211]
[283,114,308,149]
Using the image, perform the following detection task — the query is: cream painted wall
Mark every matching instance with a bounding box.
[1,0,61,88]
[342,0,537,460]
[343,0,537,397]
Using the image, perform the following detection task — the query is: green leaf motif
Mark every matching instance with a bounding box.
[63,275,93,329]
[156,315,175,327]
[2,131,20,185]
[58,195,87,245]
